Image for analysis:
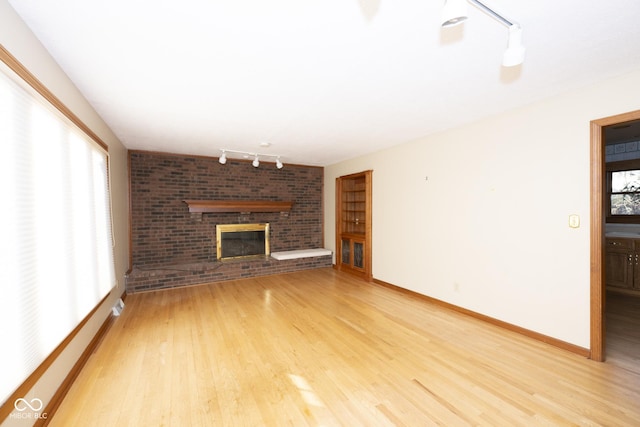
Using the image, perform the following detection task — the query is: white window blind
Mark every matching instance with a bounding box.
[0,64,116,406]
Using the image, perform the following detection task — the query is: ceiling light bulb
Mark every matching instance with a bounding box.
[502,24,525,67]
[442,0,468,27]
[276,158,283,169]
[219,151,227,165]
[252,155,260,167]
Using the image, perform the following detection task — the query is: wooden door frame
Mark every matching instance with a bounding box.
[590,109,640,361]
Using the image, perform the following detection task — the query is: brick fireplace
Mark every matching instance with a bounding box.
[126,151,331,292]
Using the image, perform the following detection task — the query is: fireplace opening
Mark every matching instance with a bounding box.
[216,223,270,260]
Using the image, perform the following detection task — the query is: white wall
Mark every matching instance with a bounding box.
[325,68,640,349]
[1,1,129,424]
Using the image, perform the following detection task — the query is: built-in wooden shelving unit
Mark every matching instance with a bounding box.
[335,170,372,281]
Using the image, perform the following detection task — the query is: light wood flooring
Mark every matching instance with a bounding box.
[50,269,640,426]
[606,291,640,374]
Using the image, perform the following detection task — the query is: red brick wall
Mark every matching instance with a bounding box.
[129,150,325,267]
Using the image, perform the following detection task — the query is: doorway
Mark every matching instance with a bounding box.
[590,109,640,362]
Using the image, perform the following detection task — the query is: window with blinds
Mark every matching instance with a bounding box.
[0,61,116,406]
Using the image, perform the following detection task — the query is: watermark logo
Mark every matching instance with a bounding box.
[14,398,43,412]
[10,398,47,420]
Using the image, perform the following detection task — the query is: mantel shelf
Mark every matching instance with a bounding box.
[183,200,294,213]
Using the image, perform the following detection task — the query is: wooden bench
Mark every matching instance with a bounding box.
[270,248,332,261]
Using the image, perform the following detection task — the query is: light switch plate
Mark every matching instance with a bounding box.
[569,214,580,228]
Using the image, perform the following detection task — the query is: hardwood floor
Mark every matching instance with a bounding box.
[606,291,640,374]
[50,269,640,426]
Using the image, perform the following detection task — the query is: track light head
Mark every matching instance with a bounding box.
[441,0,525,67]
[442,0,468,27]
[502,24,525,67]
[252,155,260,168]
[219,151,227,165]
[276,158,283,169]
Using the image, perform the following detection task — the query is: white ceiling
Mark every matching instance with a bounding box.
[8,0,640,166]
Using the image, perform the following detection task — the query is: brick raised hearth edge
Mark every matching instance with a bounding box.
[125,255,332,293]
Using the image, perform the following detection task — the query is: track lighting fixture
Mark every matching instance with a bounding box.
[502,24,525,67]
[218,149,285,169]
[441,0,468,27]
[441,0,525,67]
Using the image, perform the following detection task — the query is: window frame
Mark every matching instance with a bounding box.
[605,158,640,223]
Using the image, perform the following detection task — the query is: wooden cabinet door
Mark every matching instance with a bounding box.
[634,251,640,289]
[352,239,365,270]
[340,236,366,273]
[340,237,351,266]
[605,248,633,289]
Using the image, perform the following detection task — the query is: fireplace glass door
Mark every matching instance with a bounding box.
[216,223,270,260]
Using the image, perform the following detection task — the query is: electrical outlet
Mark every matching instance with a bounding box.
[111,298,125,316]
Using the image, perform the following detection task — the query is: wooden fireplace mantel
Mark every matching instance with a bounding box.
[183,200,294,213]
